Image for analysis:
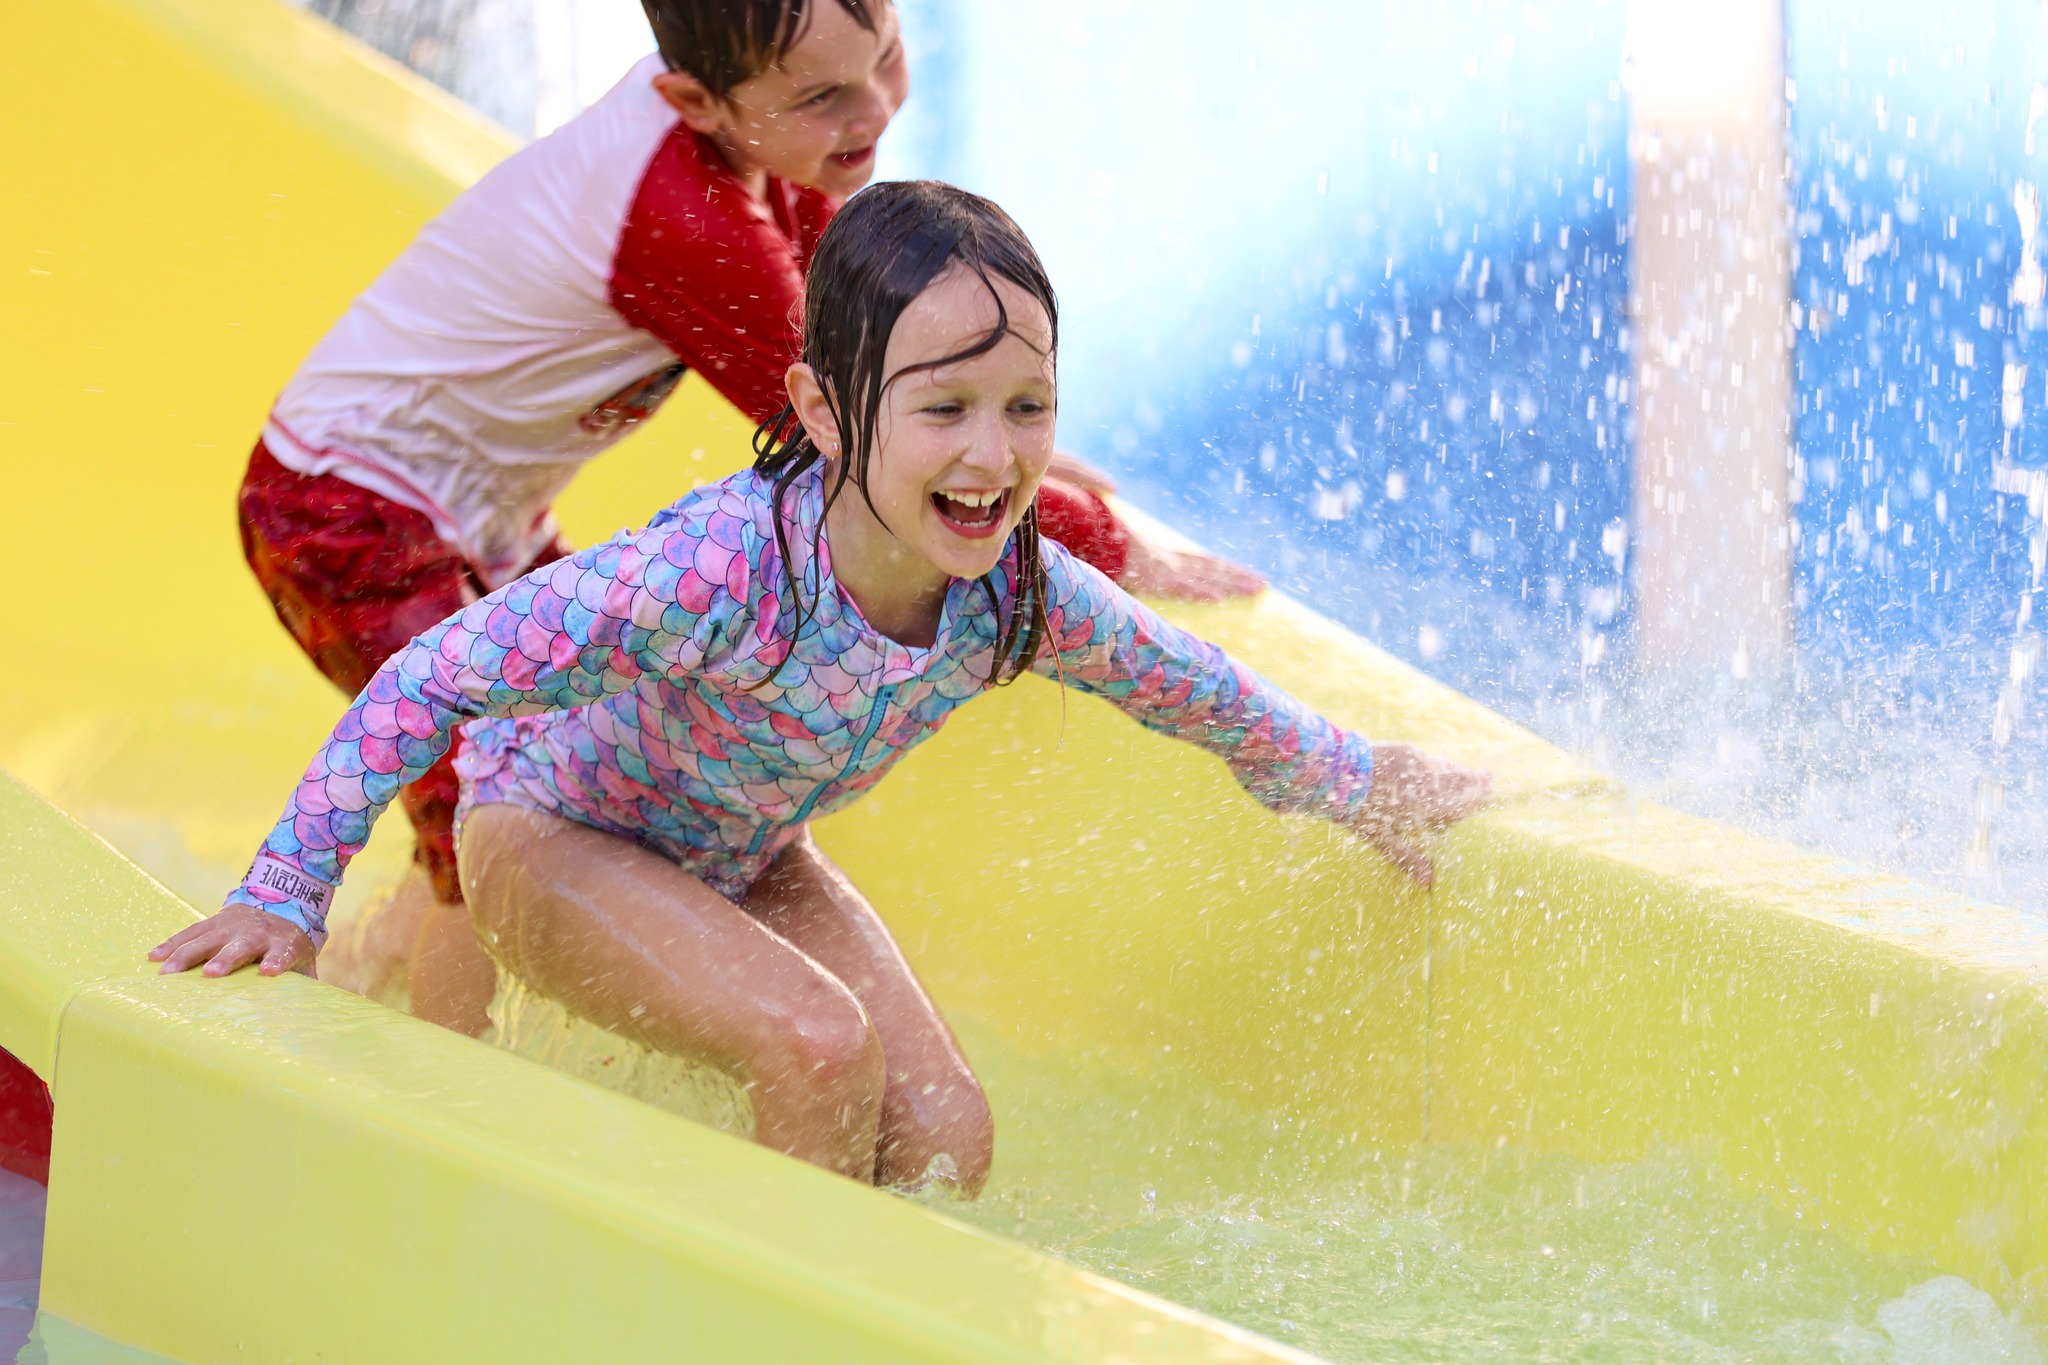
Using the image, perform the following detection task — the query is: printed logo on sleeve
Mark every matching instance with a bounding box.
[248,854,335,931]
[580,361,688,436]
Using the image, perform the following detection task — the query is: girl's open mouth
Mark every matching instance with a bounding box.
[831,145,876,169]
[931,489,1010,539]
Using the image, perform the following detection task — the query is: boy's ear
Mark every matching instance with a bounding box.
[651,70,730,135]
[785,363,842,455]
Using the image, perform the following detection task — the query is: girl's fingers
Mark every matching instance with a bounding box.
[259,935,312,977]
[1423,764,1492,825]
[1370,746,1492,828]
[157,929,231,974]
[201,936,265,978]
[149,920,217,960]
[1371,830,1435,888]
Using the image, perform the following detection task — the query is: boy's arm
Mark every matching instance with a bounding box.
[609,142,810,427]
[607,149,1265,602]
[208,514,719,950]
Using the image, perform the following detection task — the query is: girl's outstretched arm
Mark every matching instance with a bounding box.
[1031,545,1488,884]
[153,501,744,976]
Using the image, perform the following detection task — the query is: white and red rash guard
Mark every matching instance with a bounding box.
[263,55,831,587]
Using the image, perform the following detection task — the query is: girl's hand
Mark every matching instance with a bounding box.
[1345,743,1493,888]
[149,907,317,978]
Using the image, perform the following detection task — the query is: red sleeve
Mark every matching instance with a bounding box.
[608,128,840,426]
[1036,479,1130,582]
[611,139,1135,583]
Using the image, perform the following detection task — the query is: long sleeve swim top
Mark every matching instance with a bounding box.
[226,467,1373,944]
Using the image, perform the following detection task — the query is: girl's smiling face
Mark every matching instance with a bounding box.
[789,265,1057,643]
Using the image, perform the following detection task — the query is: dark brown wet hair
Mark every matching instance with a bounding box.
[638,0,875,101]
[753,180,1058,688]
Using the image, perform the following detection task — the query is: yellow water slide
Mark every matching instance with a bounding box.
[3,0,2047,1359]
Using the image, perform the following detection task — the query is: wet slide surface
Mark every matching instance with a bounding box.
[6,0,2048,1361]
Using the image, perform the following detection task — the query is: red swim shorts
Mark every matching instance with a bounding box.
[1034,479,1131,582]
[237,440,569,902]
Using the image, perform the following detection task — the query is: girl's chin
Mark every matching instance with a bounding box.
[919,530,1011,582]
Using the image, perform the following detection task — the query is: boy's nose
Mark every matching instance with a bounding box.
[846,84,894,141]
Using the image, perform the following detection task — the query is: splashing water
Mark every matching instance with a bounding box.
[940,1021,2041,1364]
[469,989,2046,1360]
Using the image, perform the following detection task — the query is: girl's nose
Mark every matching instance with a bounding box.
[959,416,1012,473]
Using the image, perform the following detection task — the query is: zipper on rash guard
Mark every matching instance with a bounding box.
[746,681,898,856]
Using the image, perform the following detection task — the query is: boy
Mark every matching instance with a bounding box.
[243,0,1263,1034]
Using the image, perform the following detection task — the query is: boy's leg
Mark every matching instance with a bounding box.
[408,894,500,1032]
[238,440,478,887]
[742,829,993,1194]
[459,804,886,1181]
[237,441,489,1026]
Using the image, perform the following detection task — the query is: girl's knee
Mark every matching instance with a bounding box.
[757,982,885,1117]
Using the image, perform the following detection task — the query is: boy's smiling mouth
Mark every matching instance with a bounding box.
[930,488,1010,539]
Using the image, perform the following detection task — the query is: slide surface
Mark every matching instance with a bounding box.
[3,0,2048,1359]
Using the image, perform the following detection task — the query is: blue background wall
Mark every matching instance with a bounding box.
[883,0,1632,715]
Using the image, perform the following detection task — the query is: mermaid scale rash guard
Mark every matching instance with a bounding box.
[226,468,1375,945]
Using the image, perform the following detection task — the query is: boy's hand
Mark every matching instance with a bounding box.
[1046,449,1118,496]
[1119,538,1267,602]
[1344,743,1492,888]
[149,907,316,978]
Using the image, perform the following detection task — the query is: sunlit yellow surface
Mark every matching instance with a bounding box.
[3,0,2047,1359]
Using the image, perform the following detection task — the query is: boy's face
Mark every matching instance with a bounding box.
[655,1,907,198]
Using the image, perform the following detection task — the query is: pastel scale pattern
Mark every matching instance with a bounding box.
[229,467,1376,944]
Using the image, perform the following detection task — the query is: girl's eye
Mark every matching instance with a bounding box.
[1010,399,1049,416]
[924,401,964,417]
[803,87,839,110]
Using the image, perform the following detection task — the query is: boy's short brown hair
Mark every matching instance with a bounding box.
[639,0,875,101]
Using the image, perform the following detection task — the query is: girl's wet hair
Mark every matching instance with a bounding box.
[753,180,1058,687]
[639,0,873,101]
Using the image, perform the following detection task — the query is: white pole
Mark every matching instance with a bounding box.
[1625,0,1794,678]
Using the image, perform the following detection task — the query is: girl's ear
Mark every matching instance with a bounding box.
[650,70,730,136]
[785,363,843,456]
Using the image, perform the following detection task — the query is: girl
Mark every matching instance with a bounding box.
[155,182,1490,1193]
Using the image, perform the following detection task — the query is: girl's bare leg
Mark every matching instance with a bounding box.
[743,830,993,1194]
[408,895,497,1037]
[458,805,886,1181]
